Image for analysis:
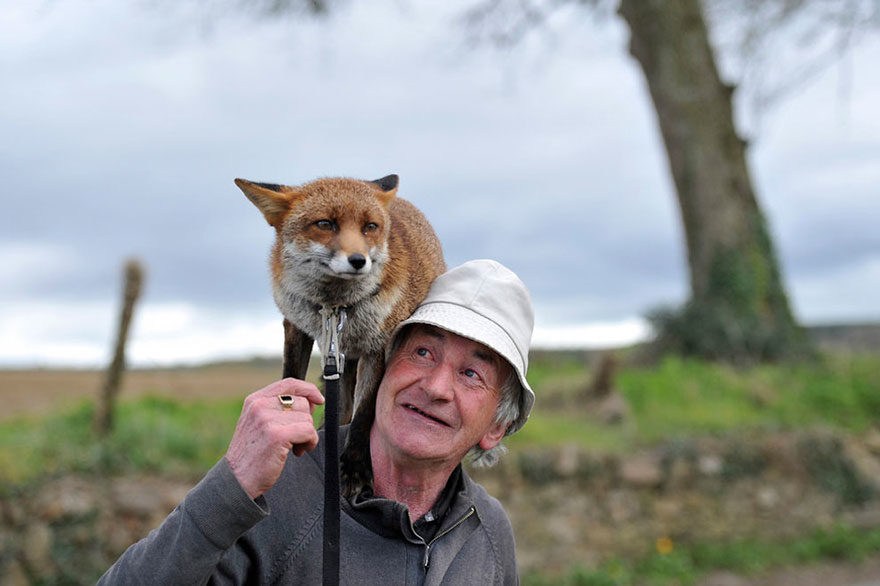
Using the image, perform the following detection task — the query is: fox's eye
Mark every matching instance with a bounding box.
[363,222,379,233]
[315,220,335,231]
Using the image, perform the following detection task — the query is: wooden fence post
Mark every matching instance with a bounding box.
[94,258,144,436]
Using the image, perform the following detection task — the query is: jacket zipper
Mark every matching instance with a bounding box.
[421,506,476,570]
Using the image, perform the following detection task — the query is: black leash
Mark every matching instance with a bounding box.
[319,307,346,586]
[322,360,341,586]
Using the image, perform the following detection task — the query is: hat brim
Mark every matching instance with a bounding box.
[391,301,535,434]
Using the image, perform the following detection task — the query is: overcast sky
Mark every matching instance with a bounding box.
[1,1,878,367]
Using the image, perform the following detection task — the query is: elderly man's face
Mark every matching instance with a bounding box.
[372,325,508,467]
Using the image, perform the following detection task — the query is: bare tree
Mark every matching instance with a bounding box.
[151,0,339,19]
[616,0,811,363]
[704,0,879,131]
[463,0,877,363]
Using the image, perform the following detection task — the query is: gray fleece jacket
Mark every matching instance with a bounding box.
[98,426,519,585]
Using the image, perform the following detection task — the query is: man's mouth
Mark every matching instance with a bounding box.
[405,404,449,427]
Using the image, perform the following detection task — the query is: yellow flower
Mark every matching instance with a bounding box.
[656,536,674,555]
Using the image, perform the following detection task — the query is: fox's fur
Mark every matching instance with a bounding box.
[235,174,445,431]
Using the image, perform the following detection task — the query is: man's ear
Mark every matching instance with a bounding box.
[478,421,508,452]
[234,178,299,227]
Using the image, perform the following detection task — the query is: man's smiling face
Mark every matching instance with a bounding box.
[371,324,509,468]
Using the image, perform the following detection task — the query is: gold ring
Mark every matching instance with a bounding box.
[278,394,295,410]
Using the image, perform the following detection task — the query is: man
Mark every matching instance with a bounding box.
[99,259,535,585]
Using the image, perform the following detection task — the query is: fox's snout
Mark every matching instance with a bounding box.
[320,222,380,276]
[348,254,367,271]
[327,249,373,276]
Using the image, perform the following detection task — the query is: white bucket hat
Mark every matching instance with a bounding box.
[390,259,535,434]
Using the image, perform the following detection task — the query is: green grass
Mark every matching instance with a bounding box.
[0,396,239,489]
[507,412,634,452]
[522,524,880,586]
[0,394,329,491]
[629,354,880,436]
[522,352,880,448]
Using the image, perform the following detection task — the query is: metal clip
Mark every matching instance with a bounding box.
[319,306,347,377]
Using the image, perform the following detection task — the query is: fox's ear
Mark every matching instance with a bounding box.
[234,178,298,227]
[369,174,398,206]
[371,174,398,192]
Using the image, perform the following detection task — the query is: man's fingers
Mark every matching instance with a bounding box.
[227,381,325,499]
[285,379,324,404]
[249,379,326,409]
[274,416,320,454]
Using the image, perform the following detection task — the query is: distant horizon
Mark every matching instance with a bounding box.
[3,317,878,371]
[0,318,651,370]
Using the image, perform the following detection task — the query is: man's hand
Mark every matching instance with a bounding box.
[225,379,325,500]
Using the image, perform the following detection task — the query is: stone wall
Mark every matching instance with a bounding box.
[471,428,880,574]
[2,428,879,583]
[0,476,194,585]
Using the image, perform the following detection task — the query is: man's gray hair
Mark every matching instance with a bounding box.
[467,366,520,468]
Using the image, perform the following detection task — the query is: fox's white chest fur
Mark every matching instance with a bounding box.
[273,241,397,357]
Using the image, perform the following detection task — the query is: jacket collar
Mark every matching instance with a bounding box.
[339,424,473,543]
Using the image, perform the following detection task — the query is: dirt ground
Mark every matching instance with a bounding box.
[0,363,286,421]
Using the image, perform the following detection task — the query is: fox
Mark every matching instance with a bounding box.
[235,174,446,430]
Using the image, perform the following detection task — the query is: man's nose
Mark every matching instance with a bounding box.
[423,364,455,402]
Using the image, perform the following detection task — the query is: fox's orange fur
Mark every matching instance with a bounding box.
[236,174,445,424]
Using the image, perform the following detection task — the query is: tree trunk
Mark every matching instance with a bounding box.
[618,0,811,363]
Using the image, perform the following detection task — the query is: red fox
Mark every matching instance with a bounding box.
[235,174,446,426]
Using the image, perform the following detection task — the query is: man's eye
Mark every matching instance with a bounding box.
[416,347,429,357]
[463,368,479,379]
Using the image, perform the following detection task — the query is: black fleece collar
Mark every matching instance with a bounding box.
[343,455,464,543]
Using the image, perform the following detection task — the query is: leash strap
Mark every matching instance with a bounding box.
[319,307,346,586]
